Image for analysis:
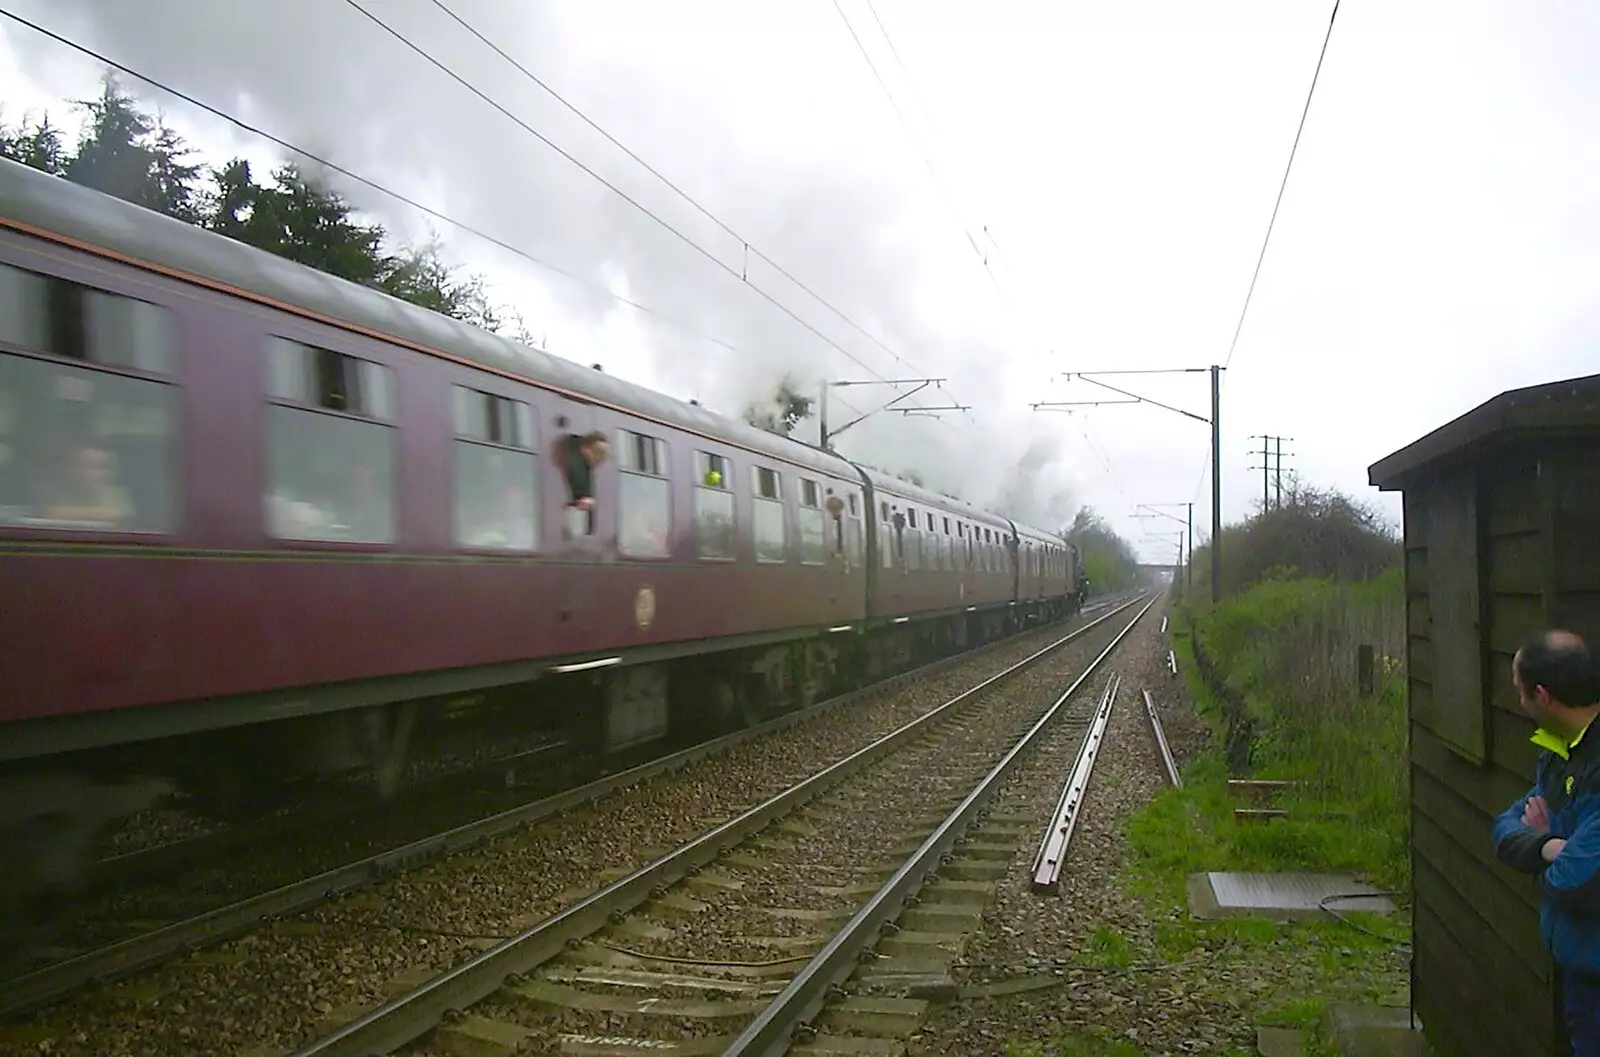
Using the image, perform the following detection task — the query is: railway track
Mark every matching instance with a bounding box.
[0,597,1132,1035]
[282,593,1155,1057]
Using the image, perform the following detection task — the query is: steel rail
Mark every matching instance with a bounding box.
[0,595,1125,1021]
[1031,673,1120,889]
[1143,689,1182,788]
[720,592,1158,1057]
[284,593,1148,1057]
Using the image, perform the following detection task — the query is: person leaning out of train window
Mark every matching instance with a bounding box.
[562,431,609,511]
[1491,629,1600,1057]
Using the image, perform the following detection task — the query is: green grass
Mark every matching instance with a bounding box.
[1170,574,1409,892]
[1077,924,1134,969]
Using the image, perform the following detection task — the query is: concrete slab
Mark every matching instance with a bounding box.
[1256,1026,1307,1057]
[942,859,1009,882]
[558,1033,731,1055]
[820,995,927,1037]
[434,1014,531,1057]
[1319,1003,1429,1057]
[878,931,966,957]
[505,978,766,1019]
[792,1035,906,1056]
[1187,872,1396,921]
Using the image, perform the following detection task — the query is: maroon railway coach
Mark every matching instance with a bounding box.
[0,157,880,779]
[0,158,1081,915]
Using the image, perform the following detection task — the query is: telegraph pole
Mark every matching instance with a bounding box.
[818,378,968,451]
[1210,365,1221,600]
[1034,365,1224,602]
[1248,435,1293,511]
[1275,436,1286,507]
[1250,436,1270,510]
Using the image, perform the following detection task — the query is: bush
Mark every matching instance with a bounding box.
[1190,483,1401,598]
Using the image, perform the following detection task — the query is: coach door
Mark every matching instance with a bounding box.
[547,402,611,656]
[548,404,612,555]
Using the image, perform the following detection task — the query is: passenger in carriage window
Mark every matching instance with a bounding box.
[466,479,535,550]
[342,460,392,542]
[560,430,609,537]
[44,442,133,526]
[561,431,609,510]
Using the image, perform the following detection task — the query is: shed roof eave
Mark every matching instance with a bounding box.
[1368,372,1600,490]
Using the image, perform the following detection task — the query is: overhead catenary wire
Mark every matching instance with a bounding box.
[830,0,1010,308]
[341,0,933,398]
[426,0,937,388]
[1191,0,1340,513]
[1220,0,1340,375]
[0,7,876,423]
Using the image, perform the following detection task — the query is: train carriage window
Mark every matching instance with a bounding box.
[797,477,826,565]
[904,507,921,570]
[0,263,178,534]
[617,428,670,559]
[881,501,894,569]
[844,492,863,568]
[450,385,537,551]
[694,451,735,560]
[752,465,786,563]
[265,337,395,543]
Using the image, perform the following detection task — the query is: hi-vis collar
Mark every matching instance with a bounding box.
[1531,719,1594,761]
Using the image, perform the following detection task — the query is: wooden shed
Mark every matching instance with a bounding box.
[1368,371,1600,1057]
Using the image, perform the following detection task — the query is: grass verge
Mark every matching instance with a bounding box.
[1005,579,1413,1055]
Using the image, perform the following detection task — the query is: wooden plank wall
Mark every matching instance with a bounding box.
[1407,451,1555,1057]
[1547,449,1600,646]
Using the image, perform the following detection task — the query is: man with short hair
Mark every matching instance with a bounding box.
[562,432,609,511]
[1493,629,1600,1057]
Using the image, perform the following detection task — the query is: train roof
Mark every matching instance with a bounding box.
[1013,522,1067,545]
[0,158,858,480]
[855,465,1015,533]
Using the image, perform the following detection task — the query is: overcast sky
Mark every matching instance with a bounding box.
[3,0,1597,562]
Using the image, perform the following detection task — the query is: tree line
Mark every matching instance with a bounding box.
[1064,506,1143,591]
[1,73,532,339]
[1188,480,1400,599]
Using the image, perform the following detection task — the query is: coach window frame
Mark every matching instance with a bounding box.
[0,254,183,542]
[450,382,539,553]
[615,426,672,560]
[751,463,787,564]
[797,475,827,566]
[880,500,894,570]
[262,332,398,548]
[694,449,736,561]
[844,490,863,568]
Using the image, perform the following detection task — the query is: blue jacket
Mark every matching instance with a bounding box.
[1492,722,1600,974]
